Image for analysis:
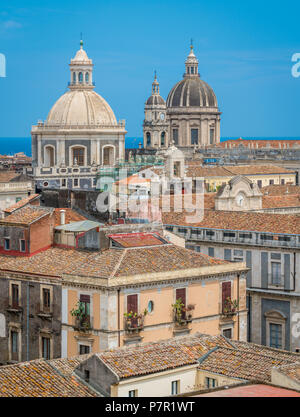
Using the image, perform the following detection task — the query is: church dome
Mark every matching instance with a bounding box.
[166,45,218,109]
[146,95,165,106]
[166,77,218,108]
[45,40,118,127]
[46,89,117,126]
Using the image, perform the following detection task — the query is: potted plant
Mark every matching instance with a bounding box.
[223,298,239,315]
[172,298,185,326]
[70,301,90,330]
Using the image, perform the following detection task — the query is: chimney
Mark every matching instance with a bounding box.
[60,209,66,225]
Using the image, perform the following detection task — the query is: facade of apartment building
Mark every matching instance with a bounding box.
[163,206,300,352]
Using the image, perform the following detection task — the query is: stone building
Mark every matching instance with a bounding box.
[31,40,126,192]
[143,44,221,149]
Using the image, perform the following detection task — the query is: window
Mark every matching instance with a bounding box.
[128,390,137,397]
[222,282,231,313]
[78,72,83,83]
[15,197,22,203]
[45,146,55,167]
[178,228,187,235]
[73,72,76,83]
[73,178,79,187]
[239,233,252,240]
[269,180,274,185]
[61,178,66,187]
[84,369,90,382]
[257,180,262,188]
[20,239,26,252]
[11,331,19,361]
[165,226,173,232]
[72,147,85,166]
[42,337,51,360]
[281,179,285,185]
[191,129,198,145]
[205,377,217,388]
[223,328,232,339]
[271,253,281,260]
[146,132,151,146]
[11,284,19,308]
[191,229,202,238]
[271,262,281,285]
[79,294,91,327]
[278,236,291,242]
[270,323,282,349]
[79,345,90,355]
[233,249,243,262]
[171,380,179,395]
[147,300,154,313]
[208,247,214,257]
[175,288,186,319]
[161,132,165,146]
[223,232,236,238]
[173,129,178,145]
[4,238,10,250]
[42,288,51,312]
[260,234,273,241]
[209,129,215,145]
[206,230,215,237]
[85,72,89,83]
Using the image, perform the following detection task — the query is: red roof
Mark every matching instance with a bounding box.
[108,232,167,248]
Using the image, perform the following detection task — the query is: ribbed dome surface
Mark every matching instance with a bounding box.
[166,77,218,108]
[146,95,166,106]
[46,90,117,126]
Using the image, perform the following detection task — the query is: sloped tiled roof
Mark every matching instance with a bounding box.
[0,206,53,225]
[54,208,87,226]
[108,232,167,248]
[163,208,300,235]
[0,245,230,279]
[274,362,300,384]
[0,356,97,397]
[4,194,40,214]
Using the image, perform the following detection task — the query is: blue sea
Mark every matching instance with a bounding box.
[0,136,300,156]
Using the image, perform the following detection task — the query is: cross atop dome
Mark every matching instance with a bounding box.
[152,70,160,95]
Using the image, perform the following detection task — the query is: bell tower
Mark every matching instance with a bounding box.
[143,72,168,149]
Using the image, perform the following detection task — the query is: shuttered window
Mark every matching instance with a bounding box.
[80,294,90,317]
[176,288,186,319]
[222,282,231,312]
[127,294,138,314]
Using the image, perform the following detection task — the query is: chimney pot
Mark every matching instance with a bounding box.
[60,209,66,225]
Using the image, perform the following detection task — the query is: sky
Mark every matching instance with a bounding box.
[0,0,300,138]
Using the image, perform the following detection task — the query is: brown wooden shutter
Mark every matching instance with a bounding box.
[127,294,138,314]
[222,282,231,312]
[80,294,90,303]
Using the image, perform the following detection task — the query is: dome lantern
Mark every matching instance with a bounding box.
[185,40,199,77]
[69,39,94,90]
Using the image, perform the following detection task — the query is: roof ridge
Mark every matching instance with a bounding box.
[109,248,127,278]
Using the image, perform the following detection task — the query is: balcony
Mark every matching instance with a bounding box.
[220,298,239,321]
[172,302,194,335]
[124,314,144,335]
[5,298,23,314]
[36,303,53,319]
[73,316,92,333]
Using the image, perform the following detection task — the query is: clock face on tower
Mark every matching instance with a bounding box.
[160,113,165,121]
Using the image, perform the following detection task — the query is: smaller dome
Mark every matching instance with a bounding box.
[73,48,89,62]
[146,95,166,106]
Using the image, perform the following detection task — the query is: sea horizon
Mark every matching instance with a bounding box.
[0,136,300,156]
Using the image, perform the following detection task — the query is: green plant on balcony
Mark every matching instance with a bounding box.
[124,310,146,333]
[172,298,187,326]
[223,298,239,315]
[70,301,90,331]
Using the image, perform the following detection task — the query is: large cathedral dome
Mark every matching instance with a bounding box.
[166,45,218,109]
[45,40,117,127]
[46,90,117,126]
[166,78,218,108]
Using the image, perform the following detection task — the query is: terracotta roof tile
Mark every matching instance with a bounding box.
[0,356,96,397]
[0,206,53,225]
[4,194,40,214]
[54,208,87,226]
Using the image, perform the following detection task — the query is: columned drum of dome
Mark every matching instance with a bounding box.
[143,72,168,149]
[31,40,126,191]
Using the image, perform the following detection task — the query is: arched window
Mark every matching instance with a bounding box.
[191,67,194,74]
[73,72,76,83]
[146,132,151,146]
[161,132,165,146]
[72,147,85,166]
[85,72,89,83]
[44,146,55,167]
[78,72,83,83]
